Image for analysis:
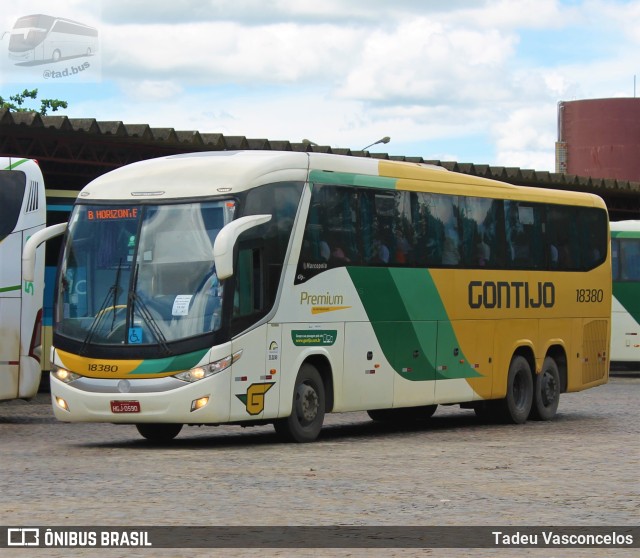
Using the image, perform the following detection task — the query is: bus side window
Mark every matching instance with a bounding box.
[391,191,413,265]
[611,239,620,281]
[547,205,581,271]
[412,193,443,267]
[431,194,460,266]
[621,239,640,280]
[372,192,395,265]
[579,208,608,270]
[504,201,545,270]
[233,247,263,318]
[460,196,498,268]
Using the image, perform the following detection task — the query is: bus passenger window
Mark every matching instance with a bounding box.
[460,197,498,268]
[429,194,460,266]
[233,248,262,317]
[579,208,608,270]
[621,240,640,280]
[504,201,545,269]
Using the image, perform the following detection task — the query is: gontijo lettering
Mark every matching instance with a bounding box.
[469,281,555,309]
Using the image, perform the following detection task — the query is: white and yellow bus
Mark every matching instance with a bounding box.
[24,151,611,442]
[0,157,46,401]
[610,221,640,371]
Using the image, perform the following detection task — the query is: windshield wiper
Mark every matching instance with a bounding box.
[128,264,172,355]
[79,258,123,354]
[109,256,123,332]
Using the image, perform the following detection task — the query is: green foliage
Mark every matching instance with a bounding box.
[0,88,68,115]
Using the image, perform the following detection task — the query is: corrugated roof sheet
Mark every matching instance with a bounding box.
[1,108,639,208]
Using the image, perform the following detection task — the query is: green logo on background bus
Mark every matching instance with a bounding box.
[291,330,338,346]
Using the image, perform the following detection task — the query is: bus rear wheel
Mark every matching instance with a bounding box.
[498,355,533,424]
[274,363,325,443]
[530,356,560,421]
[136,423,182,443]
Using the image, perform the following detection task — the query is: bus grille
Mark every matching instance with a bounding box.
[25,180,39,212]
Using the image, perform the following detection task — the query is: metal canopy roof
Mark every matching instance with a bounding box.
[1,108,638,219]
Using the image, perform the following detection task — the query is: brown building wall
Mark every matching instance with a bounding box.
[559,97,640,182]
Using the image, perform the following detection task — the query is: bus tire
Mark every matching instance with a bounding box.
[367,405,437,423]
[274,363,325,443]
[530,356,560,421]
[136,423,182,443]
[499,355,533,424]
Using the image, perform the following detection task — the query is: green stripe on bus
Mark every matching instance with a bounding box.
[4,158,29,170]
[0,284,21,293]
[129,348,210,375]
[347,267,481,381]
[610,231,640,239]
[309,170,397,190]
[613,286,640,326]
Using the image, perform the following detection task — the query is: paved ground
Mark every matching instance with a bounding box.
[0,376,638,558]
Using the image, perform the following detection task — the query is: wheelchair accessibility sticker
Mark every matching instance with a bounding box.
[128,327,143,344]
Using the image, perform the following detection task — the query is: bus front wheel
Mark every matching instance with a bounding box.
[136,423,182,443]
[274,363,325,443]
[499,355,533,424]
[530,357,560,421]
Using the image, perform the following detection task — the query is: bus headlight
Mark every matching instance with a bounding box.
[51,365,81,383]
[174,350,242,383]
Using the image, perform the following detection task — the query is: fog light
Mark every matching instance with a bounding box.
[191,396,210,412]
[55,397,70,412]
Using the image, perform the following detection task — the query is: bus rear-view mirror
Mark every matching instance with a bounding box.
[213,214,271,280]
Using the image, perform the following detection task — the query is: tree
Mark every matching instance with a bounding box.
[0,88,68,115]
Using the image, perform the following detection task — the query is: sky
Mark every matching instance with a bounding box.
[0,0,638,172]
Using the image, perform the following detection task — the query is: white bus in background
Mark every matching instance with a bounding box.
[6,14,98,64]
[610,221,640,372]
[0,157,48,401]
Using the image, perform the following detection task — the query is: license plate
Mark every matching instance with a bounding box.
[110,400,141,413]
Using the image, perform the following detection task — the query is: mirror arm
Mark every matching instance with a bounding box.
[22,223,67,282]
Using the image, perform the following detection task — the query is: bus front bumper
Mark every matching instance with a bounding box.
[49,373,231,424]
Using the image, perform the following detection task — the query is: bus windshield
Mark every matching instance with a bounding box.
[55,201,236,347]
